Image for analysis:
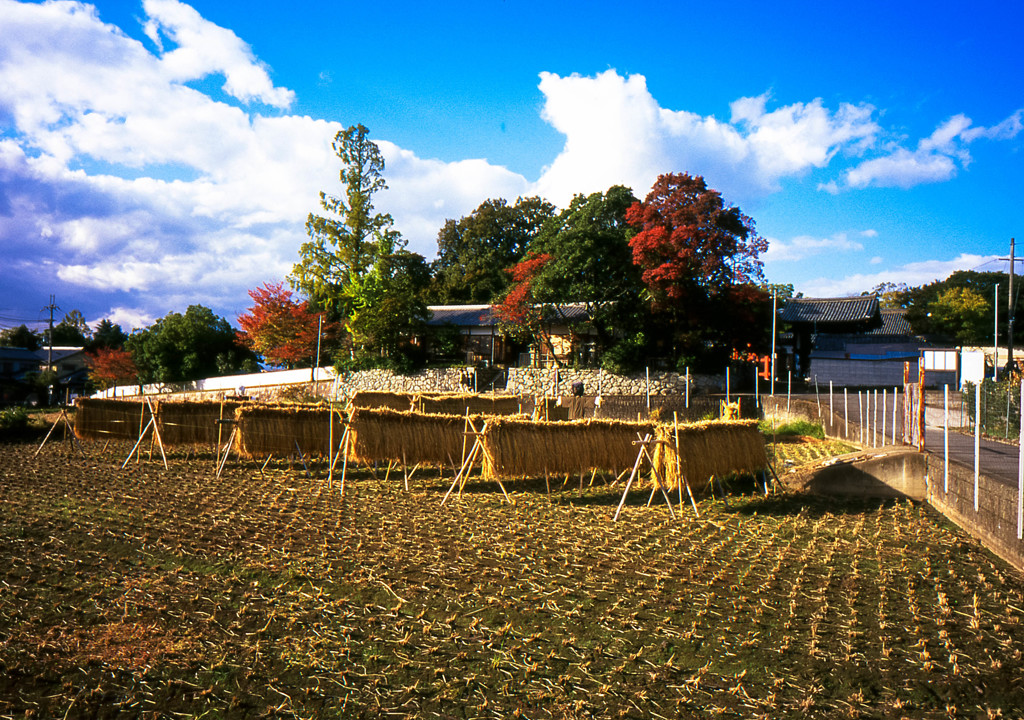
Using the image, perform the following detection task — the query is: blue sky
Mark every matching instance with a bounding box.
[1,0,1022,333]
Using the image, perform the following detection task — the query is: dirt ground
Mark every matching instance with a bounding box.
[1,432,1023,719]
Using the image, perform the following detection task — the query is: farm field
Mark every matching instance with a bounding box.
[1,435,1023,718]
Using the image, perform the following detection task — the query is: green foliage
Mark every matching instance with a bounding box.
[760,419,825,439]
[347,250,430,357]
[929,286,991,345]
[525,186,646,351]
[87,319,128,351]
[0,324,41,350]
[428,196,555,304]
[292,124,403,319]
[126,305,258,384]
[899,270,1005,343]
[0,406,29,433]
[292,125,427,366]
[45,310,90,346]
[600,334,646,375]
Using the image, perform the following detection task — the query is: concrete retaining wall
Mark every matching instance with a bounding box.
[926,456,1024,573]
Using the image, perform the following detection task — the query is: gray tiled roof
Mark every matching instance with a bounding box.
[875,308,914,336]
[426,305,497,327]
[426,303,593,328]
[779,296,880,325]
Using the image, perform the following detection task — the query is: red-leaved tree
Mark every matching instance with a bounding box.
[494,252,552,341]
[86,347,138,390]
[237,282,340,368]
[626,173,770,363]
[626,173,766,304]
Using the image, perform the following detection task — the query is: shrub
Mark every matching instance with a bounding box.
[0,406,30,434]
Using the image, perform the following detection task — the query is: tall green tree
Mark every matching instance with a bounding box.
[45,310,91,346]
[929,286,991,345]
[0,324,41,350]
[87,319,128,352]
[897,271,1007,343]
[126,305,258,384]
[498,186,645,366]
[428,196,555,304]
[348,250,431,368]
[292,124,403,319]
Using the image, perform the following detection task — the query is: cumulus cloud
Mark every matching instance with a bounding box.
[826,111,1023,192]
[0,0,522,325]
[0,1,1014,329]
[531,72,879,205]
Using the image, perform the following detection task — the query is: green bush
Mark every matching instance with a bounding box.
[0,406,30,433]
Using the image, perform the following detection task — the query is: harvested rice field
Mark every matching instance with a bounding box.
[2,434,1023,719]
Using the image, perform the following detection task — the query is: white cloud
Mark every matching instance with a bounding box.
[797,253,997,297]
[531,72,879,205]
[142,0,293,108]
[104,306,155,331]
[830,110,1022,191]
[764,232,865,263]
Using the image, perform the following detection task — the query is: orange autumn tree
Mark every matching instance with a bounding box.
[237,282,339,368]
[86,347,138,390]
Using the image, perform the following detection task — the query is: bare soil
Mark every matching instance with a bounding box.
[1,434,1022,718]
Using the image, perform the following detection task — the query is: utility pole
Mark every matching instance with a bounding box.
[42,294,59,405]
[1009,239,1017,371]
[995,282,1000,381]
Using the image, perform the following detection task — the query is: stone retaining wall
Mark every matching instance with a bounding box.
[506,368,723,397]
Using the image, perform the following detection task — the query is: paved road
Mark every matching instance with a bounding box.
[923,424,1021,489]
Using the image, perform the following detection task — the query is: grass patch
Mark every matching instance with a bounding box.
[760,418,825,439]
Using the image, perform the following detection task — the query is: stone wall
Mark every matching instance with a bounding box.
[506,367,723,397]
[135,367,471,403]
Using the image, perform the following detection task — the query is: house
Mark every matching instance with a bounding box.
[805,308,933,387]
[779,295,884,378]
[0,346,90,403]
[425,303,598,367]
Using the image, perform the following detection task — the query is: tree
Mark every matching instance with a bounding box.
[45,310,91,346]
[929,286,991,346]
[86,347,138,390]
[87,319,128,352]
[126,305,258,384]
[627,173,766,303]
[898,271,1007,342]
[291,124,403,319]
[868,282,909,309]
[237,282,340,369]
[429,196,555,304]
[495,252,554,345]
[347,250,431,368]
[626,173,769,366]
[520,186,645,353]
[0,324,41,350]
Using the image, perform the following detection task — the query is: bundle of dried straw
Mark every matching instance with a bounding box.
[155,399,244,447]
[348,391,416,412]
[74,398,146,441]
[414,393,525,416]
[651,419,767,491]
[233,403,343,458]
[348,407,491,466]
[480,417,657,479]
